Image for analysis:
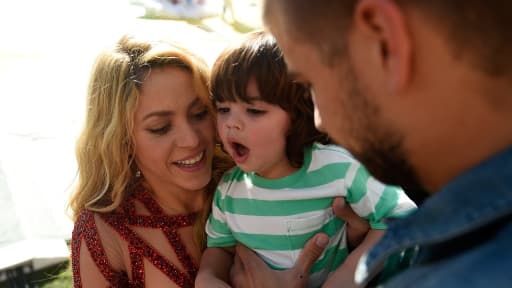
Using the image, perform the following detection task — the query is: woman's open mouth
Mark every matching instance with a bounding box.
[173,151,205,168]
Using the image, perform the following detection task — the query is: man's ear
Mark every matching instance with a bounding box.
[354,0,412,93]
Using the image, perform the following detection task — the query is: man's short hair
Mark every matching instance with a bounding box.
[264,0,512,77]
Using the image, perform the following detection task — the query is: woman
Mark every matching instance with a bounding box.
[69,34,232,287]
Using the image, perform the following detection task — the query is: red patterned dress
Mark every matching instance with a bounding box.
[71,184,199,287]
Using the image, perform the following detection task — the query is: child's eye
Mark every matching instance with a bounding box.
[216,107,230,114]
[192,109,209,120]
[147,124,171,135]
[247,108,266,115]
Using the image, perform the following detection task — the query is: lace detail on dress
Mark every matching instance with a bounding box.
[71,184,198,288]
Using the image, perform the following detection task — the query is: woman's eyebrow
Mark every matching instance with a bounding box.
[188,97,204,109]
[143,110,173,121]
[143,97,204,121]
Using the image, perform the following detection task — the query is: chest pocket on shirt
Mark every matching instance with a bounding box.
[285,209,336,262]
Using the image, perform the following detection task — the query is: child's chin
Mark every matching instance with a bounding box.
[237,164,255,173]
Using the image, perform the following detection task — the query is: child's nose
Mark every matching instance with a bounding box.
[227,121,242,130]
[226,115,243,130]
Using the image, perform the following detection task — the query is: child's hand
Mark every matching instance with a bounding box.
[332,197,370,250]
[323,229,384,288]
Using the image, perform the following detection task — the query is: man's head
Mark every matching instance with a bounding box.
[264,0,512,76]
[263,0,512,195]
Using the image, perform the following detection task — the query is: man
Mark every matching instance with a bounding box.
[231,0,512,287]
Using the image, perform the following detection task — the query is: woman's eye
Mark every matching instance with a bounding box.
[247,108,266,115]
[192,109,209,120]
[147,124,171,135]
[216,107,230,114]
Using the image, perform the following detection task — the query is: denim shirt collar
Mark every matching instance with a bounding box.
[357,146,512,283]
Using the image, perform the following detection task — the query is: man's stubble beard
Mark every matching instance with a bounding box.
[334,60,429,204]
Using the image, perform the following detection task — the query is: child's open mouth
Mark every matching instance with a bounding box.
[229,141,250,163]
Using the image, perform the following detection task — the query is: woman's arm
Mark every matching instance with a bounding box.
[196,246,235,288]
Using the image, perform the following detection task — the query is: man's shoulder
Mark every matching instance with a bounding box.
[384,216,512,287]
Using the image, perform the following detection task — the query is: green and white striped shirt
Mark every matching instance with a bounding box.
[206,143,416,287]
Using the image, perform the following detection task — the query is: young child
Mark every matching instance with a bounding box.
[196,31,416,287]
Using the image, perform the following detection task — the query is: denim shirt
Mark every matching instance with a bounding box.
[356,146,512,288]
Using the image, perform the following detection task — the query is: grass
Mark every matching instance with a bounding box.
[39,262,72,288]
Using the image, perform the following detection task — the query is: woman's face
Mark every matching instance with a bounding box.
[133,66,215,195]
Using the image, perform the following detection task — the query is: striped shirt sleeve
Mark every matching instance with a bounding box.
[205,185,236,247]
[345,163,416,229]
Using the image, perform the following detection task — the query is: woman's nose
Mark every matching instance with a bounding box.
[176,123,200,147]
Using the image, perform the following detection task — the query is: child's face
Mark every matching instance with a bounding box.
[216,78,296,179]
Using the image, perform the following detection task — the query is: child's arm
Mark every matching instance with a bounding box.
[324,161,414,287]
[195,246,235,288]
[322,229,384,288]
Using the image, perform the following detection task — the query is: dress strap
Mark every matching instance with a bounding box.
[135,189,199,277]
[101,210,195,287]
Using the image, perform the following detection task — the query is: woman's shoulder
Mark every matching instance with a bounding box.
[73,208,123,240]
[72,199,134,246]
[72,208,127,271]
[71,208,128,286]
[73,209,96,234]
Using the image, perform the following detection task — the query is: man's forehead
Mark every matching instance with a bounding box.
[271,39,299,77]
[261,0,279,26]
[273,36,312,81]
[260,3,312,78]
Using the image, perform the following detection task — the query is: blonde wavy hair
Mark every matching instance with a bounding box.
[69,34,233,249]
